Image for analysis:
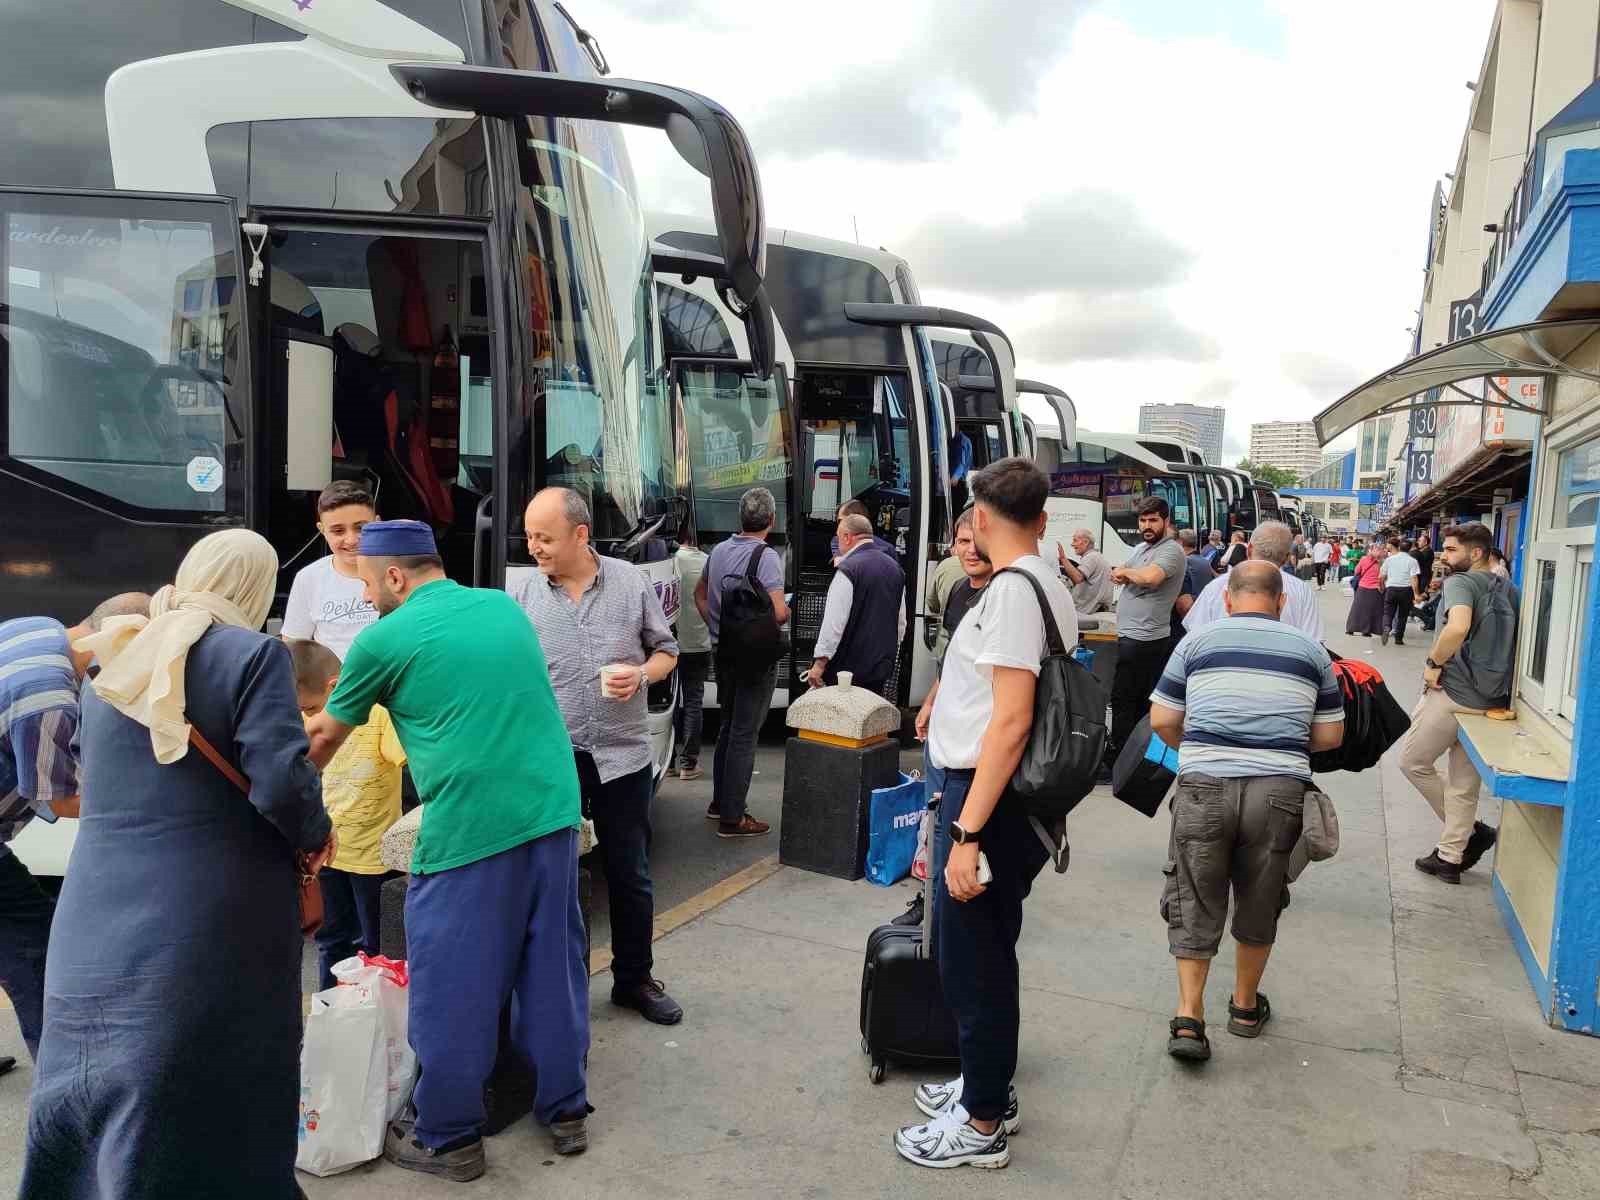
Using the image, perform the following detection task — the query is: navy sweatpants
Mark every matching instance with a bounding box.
[405,828,589,1147]
[932,770,1048,1122]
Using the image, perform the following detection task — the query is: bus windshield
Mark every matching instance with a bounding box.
[1254,486,1282,522]
[523,118,673,542]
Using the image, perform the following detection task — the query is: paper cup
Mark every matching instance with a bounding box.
[600,664,633,698]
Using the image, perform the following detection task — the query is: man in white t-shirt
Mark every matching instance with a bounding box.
[1311,538,1333,589]
[894,458,1075,1173]
[1380,539,1424,647]
[281,480,380,660]
[1183,522,1323,642]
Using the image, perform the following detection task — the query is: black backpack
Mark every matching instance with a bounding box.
[716,543,785,679]
[996,567,1108,824]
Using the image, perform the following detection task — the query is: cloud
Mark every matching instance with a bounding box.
[754,0,1091,162]
[898,193,1194,297]
[1022,296,1220,364]
[1280,350,1369,400]
[754,73,959,163]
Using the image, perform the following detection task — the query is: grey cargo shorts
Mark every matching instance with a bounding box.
[1160,772,1307,959]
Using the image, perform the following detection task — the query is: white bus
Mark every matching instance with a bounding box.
[651,215,1025,711]
[1,0,771,871]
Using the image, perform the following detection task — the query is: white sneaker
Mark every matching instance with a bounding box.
[914,1076,1020,1134]
[894,1104,1010,1169]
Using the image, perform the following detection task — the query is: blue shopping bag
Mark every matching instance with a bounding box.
[865,772,925,887]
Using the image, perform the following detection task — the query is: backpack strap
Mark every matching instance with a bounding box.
[994,566,1068,657]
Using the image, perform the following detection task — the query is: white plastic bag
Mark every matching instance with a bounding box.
[296,955,417,1177]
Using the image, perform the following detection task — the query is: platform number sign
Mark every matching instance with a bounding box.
[1408,448,1434,486]
[1408,398,1439,440]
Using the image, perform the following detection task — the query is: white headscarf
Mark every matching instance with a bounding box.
[74,529,279,764]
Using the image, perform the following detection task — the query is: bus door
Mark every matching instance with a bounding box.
[789,366,914,701]
[246,216,503,601]
[0,186,250,621]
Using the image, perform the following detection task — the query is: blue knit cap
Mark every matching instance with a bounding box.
[357,519,438,558]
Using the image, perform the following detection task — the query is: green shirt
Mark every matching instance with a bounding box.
[326,578,579,874]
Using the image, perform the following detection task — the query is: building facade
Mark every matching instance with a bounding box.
[1137,402,1225,465]
[1248,420,1322,481]
[1329,0,1600,1036]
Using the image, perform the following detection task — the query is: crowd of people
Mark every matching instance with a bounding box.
[0,458,1526,1186]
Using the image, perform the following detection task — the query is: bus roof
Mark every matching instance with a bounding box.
[648,212,913,289]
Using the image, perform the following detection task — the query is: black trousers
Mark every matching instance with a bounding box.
[1314,562,1328,586]
[1111,635,1173,756]
[1383,587,1416,643]
[574,752,656,989]
[933,771,1048,1122]
[0,852,53,1059]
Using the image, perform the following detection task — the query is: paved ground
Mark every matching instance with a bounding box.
[2,585,1598,1197]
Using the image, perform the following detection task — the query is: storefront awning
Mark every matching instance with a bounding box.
[1315,317,1600,444]
[1383,442,1532,530]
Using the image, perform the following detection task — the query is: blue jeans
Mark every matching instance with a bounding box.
[575,753,655,990]
[0,851,53,1059]
[406,828,588,1147]
[932,770,1049,1123]
[674,651,710,768]
[712,656,776,825]
[315,867,385,991]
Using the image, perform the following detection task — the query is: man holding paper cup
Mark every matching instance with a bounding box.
[512,488,683,1026]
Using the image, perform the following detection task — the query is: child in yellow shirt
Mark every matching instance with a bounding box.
[290,639,407,990]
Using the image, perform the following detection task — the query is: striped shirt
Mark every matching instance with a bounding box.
[1151,612,1341,782]
[0,617,81,858]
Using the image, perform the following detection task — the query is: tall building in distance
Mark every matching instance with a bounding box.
[1248,420,1323,482]
[1138,403,1225,465]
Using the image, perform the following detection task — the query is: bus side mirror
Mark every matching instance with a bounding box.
[282,335,334,492]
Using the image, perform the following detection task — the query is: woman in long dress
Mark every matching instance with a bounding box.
[22,530,334,1200]
[1345,542,1389,637]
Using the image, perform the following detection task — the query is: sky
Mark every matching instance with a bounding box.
[583,0,1496,462]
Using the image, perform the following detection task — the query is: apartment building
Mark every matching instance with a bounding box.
[1136,402,1224,465]
[1248,420,1322,481]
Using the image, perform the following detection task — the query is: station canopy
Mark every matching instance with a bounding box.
[1314,317,1600,445]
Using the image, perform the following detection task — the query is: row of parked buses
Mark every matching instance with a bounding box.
[0,1,1324,876]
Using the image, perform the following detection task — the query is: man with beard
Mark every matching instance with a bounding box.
[1106,496,1186,761]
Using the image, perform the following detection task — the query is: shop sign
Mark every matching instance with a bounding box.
[1449,292,1483,343]
[1433,386,1485,481]
[1484,375,1541,442]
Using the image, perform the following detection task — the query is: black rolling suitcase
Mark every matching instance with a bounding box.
[858,799,959,1084]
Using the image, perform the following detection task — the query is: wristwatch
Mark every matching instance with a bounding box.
[1426,658,1444,670]
[951,821,980,845]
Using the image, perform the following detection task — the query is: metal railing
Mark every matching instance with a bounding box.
[1481,152,1539,298]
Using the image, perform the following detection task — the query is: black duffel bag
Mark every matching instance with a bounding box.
[1111,713,1180,818]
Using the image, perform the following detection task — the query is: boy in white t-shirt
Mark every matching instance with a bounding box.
[281,480,379,660]
[895,458,1076,1173]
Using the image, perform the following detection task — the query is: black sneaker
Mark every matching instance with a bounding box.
[891,894,925,928]
[1460,822,1498,872]
[383,1120,486,1182]
[1414,850,1462,884]
[612,977,684,1025]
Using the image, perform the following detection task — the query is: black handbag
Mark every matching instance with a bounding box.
[996,567,1107,825]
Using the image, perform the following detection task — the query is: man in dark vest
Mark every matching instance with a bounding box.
[804,514,906,697]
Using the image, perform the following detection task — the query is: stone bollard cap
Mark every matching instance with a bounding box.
[786,680,900,742]
[379,806,423,873]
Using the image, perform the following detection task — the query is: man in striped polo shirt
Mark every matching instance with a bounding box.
[1148,562,1344,1063]
[0,594,148,1075]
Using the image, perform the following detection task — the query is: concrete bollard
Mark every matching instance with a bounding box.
[779,674,902,880]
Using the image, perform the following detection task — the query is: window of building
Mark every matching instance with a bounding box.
[1520,421,1600,731]
[1360,421,1376,472]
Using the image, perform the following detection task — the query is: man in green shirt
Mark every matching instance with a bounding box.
[306,521,588,1182]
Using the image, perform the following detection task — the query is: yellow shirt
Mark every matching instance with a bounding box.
[317,704,406,875]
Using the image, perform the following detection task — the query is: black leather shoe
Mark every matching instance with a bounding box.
[1415,850,1462,884]
[1460,822,1498,872]
[0,1056,15,1079]
[613,978,684,1025]
[891,894,924,928]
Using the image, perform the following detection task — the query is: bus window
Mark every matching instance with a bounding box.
[679,364,792,544]
[799,370,912,544]
[657,282,738,358]
[1192,475,1214,534]
[1151,474,1194,529]
[3,192,244,515]
[982,422,1005,465]
[1103,475,1152,543]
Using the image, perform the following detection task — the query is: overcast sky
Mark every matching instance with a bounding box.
[585,0,1495,461]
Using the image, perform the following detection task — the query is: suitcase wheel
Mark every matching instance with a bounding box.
[868,1059,886,1085]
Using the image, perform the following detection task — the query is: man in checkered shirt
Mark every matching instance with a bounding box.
[0,594,147,1075]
